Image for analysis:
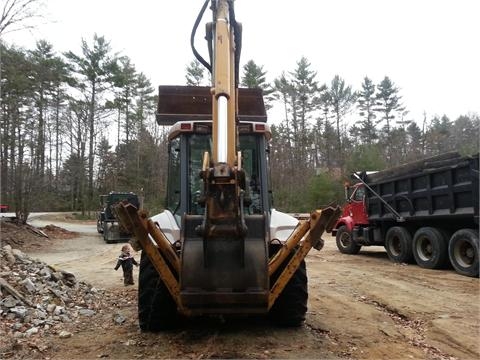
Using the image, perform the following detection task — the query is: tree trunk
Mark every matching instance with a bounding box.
[55,87,60,190]
[88,81,96,213]
[37,88,45,180]
[15,117,29,224]
[1,108,10,202]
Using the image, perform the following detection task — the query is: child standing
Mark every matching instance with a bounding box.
[114,244,139,286]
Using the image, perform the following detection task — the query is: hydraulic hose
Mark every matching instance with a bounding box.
[227,0,241,88]
[191,0,212,73]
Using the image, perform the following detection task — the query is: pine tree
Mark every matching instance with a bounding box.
[451,114,480,154]
[0,43,35,222]
[64,34,118,210]
[290,57,320,134]
[375,76,404,135]
[406,121,424,160]
[111,56,138,143]
[96,137,116,194]
[134,72,155,132]
[356,76,377,144]
[241,59,275,110]
[28,40,70,208]
[328,75,356,167]
[185,59,206,86]
[424,115,453,155]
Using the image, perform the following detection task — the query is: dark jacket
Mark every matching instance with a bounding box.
[114,252,138,272]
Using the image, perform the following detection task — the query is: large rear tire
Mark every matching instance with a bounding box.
[412,227,449,269]
[448,229,479,277]
[138,251,178,331]
[385,226,414,263]
[268,260,308,327]
[336,225,361,254]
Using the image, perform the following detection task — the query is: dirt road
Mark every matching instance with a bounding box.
[22,214,480,359]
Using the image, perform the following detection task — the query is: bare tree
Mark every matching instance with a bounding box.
[0,0,45,35]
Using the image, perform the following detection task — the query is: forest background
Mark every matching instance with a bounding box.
[1,1,479,222]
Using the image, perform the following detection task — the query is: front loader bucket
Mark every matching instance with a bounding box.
[180,214,269,314]
[156,85,267,125]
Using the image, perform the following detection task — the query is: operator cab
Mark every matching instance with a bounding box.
[165,120,273,225]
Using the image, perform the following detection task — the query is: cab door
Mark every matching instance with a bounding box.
[349,185,369,225]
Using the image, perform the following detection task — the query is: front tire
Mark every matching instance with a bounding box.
[336,225,361,254]
[138,251,178,331]
[268,260,308,327]
[448,229,479,277]
[413,227,449,269]
[385,226,414,263]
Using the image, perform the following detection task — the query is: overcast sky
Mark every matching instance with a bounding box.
[3,0,480,126]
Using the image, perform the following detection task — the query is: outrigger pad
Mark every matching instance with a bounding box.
[156,85,267,125]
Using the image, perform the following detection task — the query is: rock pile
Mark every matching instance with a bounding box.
[0,245,106,342]
[0,218,77,253]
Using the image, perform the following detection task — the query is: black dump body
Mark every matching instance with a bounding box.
[105,192,140,221]
[363,152,479,227]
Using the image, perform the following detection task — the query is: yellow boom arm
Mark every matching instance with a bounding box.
[211,0,237,166]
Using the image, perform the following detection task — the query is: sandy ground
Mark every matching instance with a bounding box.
[17,214,480,359]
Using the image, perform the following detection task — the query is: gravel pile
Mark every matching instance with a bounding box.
[0,245,106,342]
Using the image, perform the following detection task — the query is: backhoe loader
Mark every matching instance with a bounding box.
[115,0,341,331]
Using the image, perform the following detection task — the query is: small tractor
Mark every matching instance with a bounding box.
[115,0,340,330]
[97,192,140,243]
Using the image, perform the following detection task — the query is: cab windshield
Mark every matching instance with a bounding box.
[188,134,263,215]
[166,132,266,217]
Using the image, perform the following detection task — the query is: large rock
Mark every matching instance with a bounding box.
[0,246,106,341]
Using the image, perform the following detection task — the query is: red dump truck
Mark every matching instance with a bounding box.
[332,152,479,277]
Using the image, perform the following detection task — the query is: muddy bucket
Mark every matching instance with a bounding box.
[156,85,267,125]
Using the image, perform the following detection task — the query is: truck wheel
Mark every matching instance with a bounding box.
[138,251,178,331]
[103,224,113,243]
[268,260,308,327]
[336,225,361,254]
[448,229,479,277]
[97,220,103,234]
[413,227,448,269]
[385,226,413,263]
[103,225,108,242]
